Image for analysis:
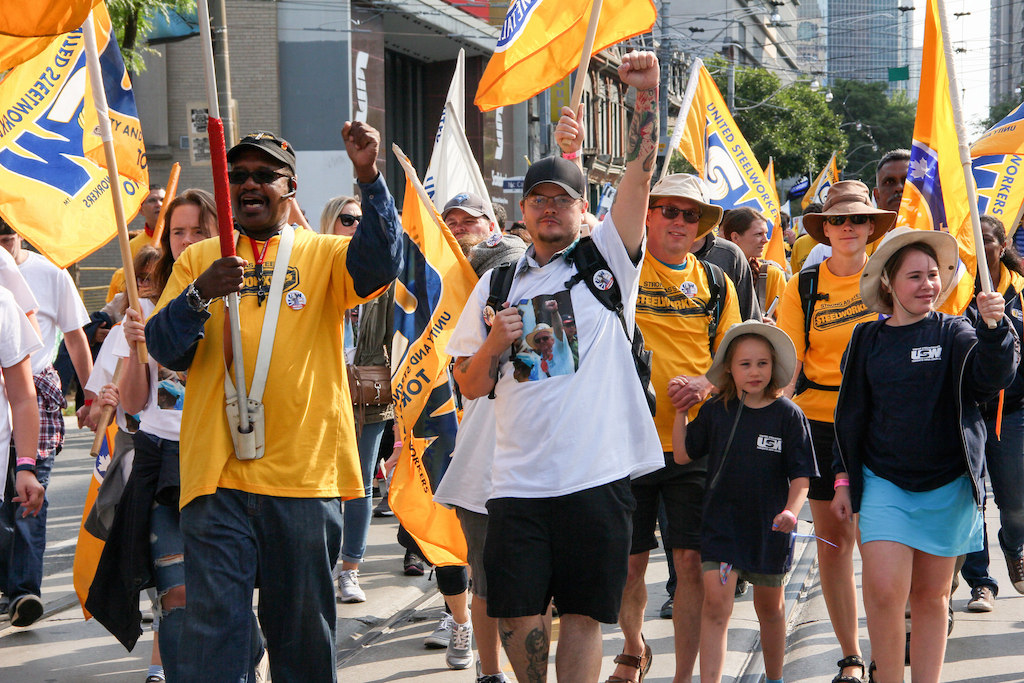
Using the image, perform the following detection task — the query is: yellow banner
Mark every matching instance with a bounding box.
[802,152,839,210]
[895,0,975,314]
[0,4,147,268]
[475,0,656,111]
[389,147,478,566]
[0,0,101,70]
[72,420,117,618]
[762,158,787,267]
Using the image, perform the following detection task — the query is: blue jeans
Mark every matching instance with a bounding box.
[341,421,387,564]
[963,412,1024,593]
[179,488,342,683]
[0,453,53,599]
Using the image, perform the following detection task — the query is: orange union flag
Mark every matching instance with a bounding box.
[0,0,102,70]
[475,0,656,111]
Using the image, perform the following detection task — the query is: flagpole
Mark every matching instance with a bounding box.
[90,359,124,457]
[936,0,994,313]
[81,14,147,363]
[150,162,181,247]
[197,0,251,432]
[569,0,604,111]
[659,59,702,182]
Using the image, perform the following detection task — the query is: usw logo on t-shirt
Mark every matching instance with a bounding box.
[911,345,942,363]
[756,435,782,453]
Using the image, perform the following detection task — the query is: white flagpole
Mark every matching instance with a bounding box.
[936,0,992,307]
[82,13,147,362]
[660,59,703,182]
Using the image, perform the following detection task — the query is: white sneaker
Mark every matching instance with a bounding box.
[446,619,475,670]
[424,612,453,648]
[336,569,366,603]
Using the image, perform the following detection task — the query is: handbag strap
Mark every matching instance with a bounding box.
[224,224,295,403]
[708,393,745,494]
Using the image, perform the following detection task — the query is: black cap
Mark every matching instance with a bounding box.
[523,156,585,199]
[227,131,296,173]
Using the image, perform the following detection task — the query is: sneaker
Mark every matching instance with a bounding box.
[1005,552,1024,594]
[477,675,510,683]
[735,579,750,597]
[10,594,43,627]
[967,585,995,612]
[424,613,453,649]
[659,597,673,619]
[404,550,426,576]
[373,498,394,517]
[446,619,475,670]
[337,569,367,603]
[145,676,166,683]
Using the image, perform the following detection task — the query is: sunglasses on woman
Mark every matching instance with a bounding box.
[825,214,871,226]
[338,214,361,227]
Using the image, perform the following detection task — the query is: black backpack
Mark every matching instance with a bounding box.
[486,237,657,416]
[794,263,839,394]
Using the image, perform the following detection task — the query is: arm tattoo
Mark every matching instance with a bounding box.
[455,358,471,376]
[626,87,659,173]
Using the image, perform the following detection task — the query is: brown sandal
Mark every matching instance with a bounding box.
[606,636,653,683]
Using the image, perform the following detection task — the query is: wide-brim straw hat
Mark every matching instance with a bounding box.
[649,174,723,240]
[802,180,896,246]
[859,226,959,314]
[706,320,797,389]
[525,323,554,349]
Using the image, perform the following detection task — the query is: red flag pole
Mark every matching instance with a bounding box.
[81,14,147,363]
[569,0,604,112]
[197,0,250,432]
[935,0,994,327]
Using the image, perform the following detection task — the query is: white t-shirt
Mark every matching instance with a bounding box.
[802,243,831,271]
[19,251,90,375]
[433,397,496,514]
[112,299,183,441]
[85,324,135,433]
[0,247,38,314]
[445,216,663,499]
[0,288,44,501]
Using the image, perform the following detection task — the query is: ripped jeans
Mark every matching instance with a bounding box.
[151,490,186,679]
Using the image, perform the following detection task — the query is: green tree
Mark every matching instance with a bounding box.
[979,94,1022,135]
[827,79,916,184]
[702,56,846,180]
[108,0,195,74]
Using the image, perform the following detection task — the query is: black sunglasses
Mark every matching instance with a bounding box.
[651,205,702,224]
[227,169,291,185]
[825,214,871,226]
[338,213,361,227]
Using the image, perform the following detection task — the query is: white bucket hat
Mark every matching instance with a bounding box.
[706,320,797,389]
[859,226,959,314]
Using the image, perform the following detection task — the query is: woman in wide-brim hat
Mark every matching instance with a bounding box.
[831,226,1015,683]
[775,179,897,683]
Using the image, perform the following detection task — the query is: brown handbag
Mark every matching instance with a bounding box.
[348,364,393,406]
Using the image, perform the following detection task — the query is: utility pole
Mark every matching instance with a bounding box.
[658,1,670,166]
[727,44,735,110]
[210,0,236,145]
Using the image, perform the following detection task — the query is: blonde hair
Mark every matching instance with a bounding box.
[320,195,360,234]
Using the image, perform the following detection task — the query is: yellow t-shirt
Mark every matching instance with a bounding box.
[105,230,157,302]
[637,253,741,449]
[153,229,381,507]
[776,259,876,423]
[789,233,816,274]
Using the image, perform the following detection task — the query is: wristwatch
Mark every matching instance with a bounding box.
[185,282,212,312]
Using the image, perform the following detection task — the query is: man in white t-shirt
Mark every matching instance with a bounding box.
[0,221,93,627]
[447,51,663,682]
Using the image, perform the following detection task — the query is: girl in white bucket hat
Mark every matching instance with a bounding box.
[832,227,1017,683]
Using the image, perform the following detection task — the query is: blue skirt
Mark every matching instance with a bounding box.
[858,465,982,557]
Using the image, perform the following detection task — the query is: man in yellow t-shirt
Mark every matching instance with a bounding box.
[609,173,741,683]
[145,125,400,681]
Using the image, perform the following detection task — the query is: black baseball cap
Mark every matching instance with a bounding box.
[227,131,296,173]
[523,156,585,199]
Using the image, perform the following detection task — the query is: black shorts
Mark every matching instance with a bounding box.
[455,507,490,599]
[484,478,635,624]
[629,454,705,553]
[808,419,838,501]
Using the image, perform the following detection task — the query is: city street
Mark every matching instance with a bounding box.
[1,427,1022,681]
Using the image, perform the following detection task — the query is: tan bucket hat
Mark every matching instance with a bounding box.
[802,180,897,246]
[859,226,959,314]
[648,174,723,240]
[706,320,797,389]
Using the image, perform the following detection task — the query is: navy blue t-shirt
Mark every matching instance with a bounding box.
[686,396,818,574]
[863,313,966,491]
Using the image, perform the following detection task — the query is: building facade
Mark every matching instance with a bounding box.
[990,0,1024,106]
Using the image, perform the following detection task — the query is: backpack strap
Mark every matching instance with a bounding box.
[797,263,827,350]
[756,260,769,312]
[699,259,724,354]
[564,237,626,334]
[483,263,518,400]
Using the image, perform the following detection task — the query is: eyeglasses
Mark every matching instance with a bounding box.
[338,213,361,227]
[651,206,702,223]
[227,169,291,185]
[825,214,871,226]
[525,194,578,210]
